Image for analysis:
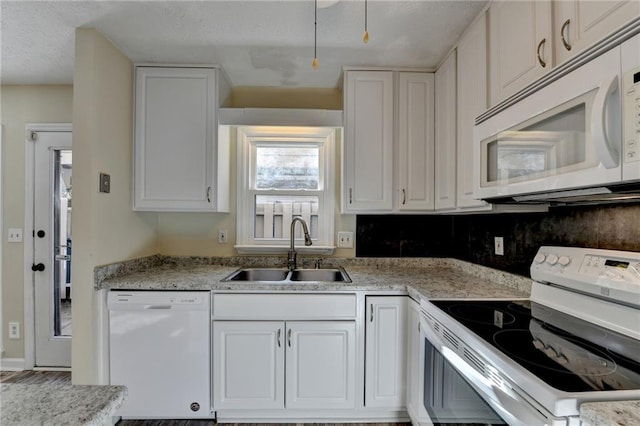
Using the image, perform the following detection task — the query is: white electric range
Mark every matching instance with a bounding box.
[420,246,640,425]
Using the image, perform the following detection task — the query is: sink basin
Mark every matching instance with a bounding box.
[222,267,351,283]
[289,268,351,282]
[224,268,290,282]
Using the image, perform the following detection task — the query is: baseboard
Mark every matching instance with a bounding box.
[0,357,26,371]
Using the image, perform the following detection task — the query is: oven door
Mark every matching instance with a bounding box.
[420,310,567,426]
[474,43,622,200]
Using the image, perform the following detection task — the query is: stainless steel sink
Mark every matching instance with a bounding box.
[289,268,350,282]
[223,268,290,282]
[222,267,351,283]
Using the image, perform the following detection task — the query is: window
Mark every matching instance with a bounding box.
[236,126,336,254]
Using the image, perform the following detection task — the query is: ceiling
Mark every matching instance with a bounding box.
[0,0,487,88]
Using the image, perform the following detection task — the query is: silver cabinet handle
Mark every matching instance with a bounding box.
[402,189,406,205]
[349,188,353,204]
[370,304,374,322]
[560,19,571,51]
[536,38,547,68]
[418,320,421,333]
[288,329,292,347]
[277,328,281,347]
[206,187,212,203]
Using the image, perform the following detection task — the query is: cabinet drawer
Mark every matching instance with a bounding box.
[212,293,357,319]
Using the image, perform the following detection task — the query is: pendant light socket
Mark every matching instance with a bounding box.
[362,30,369,44]
[312,57,319,70]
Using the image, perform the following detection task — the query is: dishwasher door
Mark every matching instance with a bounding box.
[108,291,211,419]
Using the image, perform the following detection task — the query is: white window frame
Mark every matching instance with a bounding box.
[236,126,336,254]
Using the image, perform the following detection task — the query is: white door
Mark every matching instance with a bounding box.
[365,296,407,408]
[285,321,356,410]
[212,321,285,410]
[32,130,72,367]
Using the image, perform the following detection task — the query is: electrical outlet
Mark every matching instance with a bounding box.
[218,229,228,244]
[8,228,23,243]
[494,236,504,256]
[8,322,20,339]
[337,231,354,248]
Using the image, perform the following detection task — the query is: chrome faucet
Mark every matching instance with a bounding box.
[287,217,312,270]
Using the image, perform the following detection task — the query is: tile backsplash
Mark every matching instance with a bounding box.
[356,204,640,277]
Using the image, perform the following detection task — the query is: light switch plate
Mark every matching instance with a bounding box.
[8,228,23,243]
[337,231,354,248]
[494,236,504,256]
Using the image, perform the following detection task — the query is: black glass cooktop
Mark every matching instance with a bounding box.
[430,300,640,392]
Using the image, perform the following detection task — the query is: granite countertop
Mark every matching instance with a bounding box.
[97,255,532,301]
[1,383,127,425]
[580,400,640,426]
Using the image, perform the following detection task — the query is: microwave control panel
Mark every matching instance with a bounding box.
[623,65,640,164]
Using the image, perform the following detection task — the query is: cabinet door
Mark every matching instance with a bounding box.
[434,53,457,211]
[134,67,217,211]
[212,321,285,410]
[365,296,407,408]
[343,71,394,212]
[398,72,436,211]
[555,1,640,64]
[489,1,553,105]
[286,321,356,410]
[456,12,490,210]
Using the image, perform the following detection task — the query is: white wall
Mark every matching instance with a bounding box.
[0,85,74,361]
[71,28,157,384]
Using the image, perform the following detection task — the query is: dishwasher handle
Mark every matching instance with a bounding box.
[144,305,172,310]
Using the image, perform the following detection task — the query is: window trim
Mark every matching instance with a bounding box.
[235,126,336,254]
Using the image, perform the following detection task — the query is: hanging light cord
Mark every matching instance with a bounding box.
[312,0,319,69]
[363,0,369,43]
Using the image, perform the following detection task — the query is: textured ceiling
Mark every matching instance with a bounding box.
[0,0,487,88]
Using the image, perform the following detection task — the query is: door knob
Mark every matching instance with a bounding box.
[31,263,45,272]
[37,230,45,238]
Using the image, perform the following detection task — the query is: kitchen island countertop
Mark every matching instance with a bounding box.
[1,383,127,425]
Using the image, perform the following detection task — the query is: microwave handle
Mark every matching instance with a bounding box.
[591,74,620,169]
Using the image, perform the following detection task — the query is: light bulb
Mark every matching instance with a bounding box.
[312,57,319,70]
[362,30,369,44]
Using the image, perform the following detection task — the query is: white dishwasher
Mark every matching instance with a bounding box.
[108,291,211,419]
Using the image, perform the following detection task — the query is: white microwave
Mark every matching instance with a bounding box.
[474,33,640,201]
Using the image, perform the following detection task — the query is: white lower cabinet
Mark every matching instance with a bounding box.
[212,321,284,410]
[365,296,407,408]
[212,319,356,411]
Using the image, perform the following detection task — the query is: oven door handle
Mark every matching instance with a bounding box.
[419,311,565,426]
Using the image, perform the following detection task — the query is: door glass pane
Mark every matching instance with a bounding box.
[54,150,72,336]
[255,146,319,190]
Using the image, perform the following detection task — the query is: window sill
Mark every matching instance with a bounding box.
[234,245,336,255]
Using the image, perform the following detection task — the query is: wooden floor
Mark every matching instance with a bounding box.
[1,370,486,426]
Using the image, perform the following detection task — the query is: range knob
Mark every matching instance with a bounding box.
[534,253,546,264]
[546,254,559,265]
[558,256,571,266]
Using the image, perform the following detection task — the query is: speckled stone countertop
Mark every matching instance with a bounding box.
[580,400,640,425]
[1,383,126,425]
[96,255,532,301]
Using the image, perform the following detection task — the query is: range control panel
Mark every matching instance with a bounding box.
[531,246,640,307]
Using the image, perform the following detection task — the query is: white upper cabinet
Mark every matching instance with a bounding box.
[554,0,640,64]
[398,73,436,211]
[489,1,553,106]
[343,71,394,212]
[133,66,230,212]
[434,52,457,211]
[343,70,437,213]
[457,12,490,210]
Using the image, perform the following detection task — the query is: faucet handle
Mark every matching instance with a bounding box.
[315,259,322,269]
